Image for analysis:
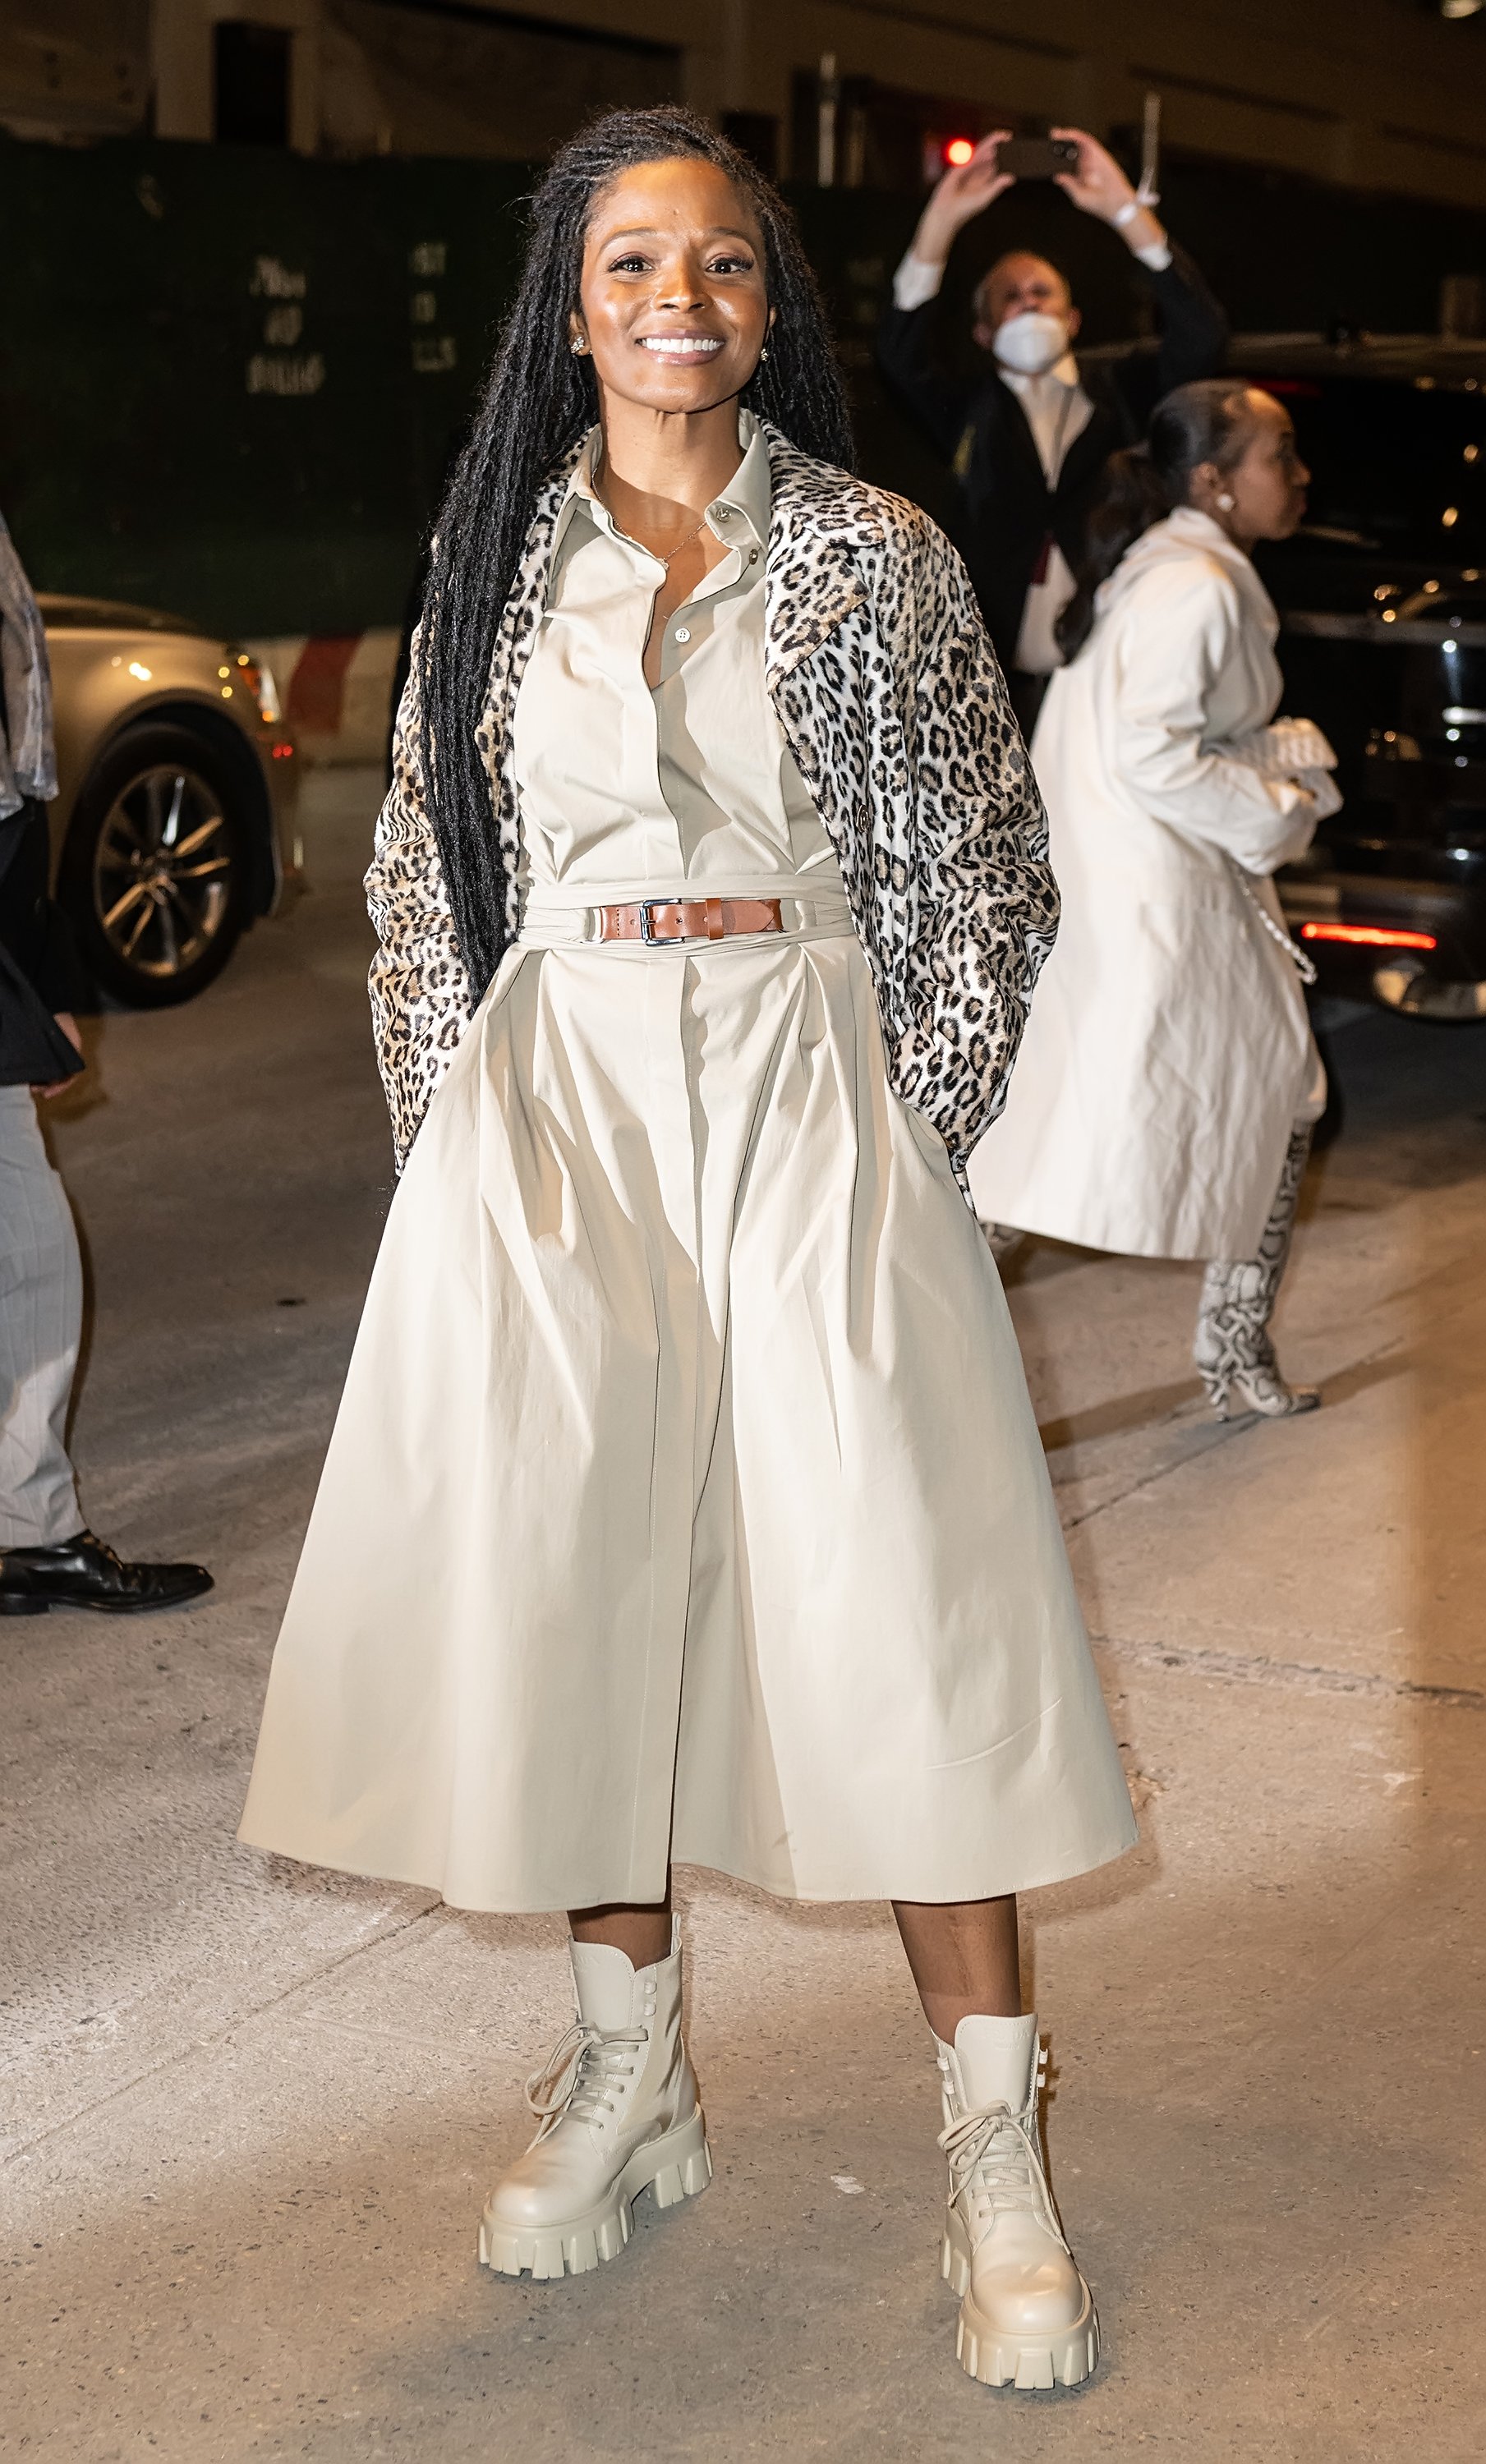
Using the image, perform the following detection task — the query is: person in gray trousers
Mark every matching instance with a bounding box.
[0,513,210,1616]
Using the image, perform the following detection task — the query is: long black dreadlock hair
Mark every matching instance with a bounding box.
[416,106,856,1002]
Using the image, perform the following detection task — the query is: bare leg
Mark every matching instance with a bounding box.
[569,1882,673,1970]
[909,1896,1097,2387]
[893,1895,1021,2039]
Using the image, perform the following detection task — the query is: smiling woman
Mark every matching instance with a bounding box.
[567,157,779,684]
[237,105,1136,2397]
[410,110,853,985]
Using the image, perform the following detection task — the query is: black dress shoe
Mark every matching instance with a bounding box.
[0,1530,214,1616]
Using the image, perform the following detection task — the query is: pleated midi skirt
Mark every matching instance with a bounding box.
[239,902,1136,1910]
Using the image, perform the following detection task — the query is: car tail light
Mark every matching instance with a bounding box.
[1300,922,1438,949]
[228,647,282,724]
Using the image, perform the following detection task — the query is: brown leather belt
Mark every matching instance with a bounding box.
[596,895,784,945]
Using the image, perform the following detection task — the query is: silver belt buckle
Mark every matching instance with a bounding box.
[639,899,701,945]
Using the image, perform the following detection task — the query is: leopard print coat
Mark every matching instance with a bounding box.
[366,423,1057,1188]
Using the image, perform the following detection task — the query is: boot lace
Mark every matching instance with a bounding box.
[523,2020,649,2144]
[936,2050,1067,2250]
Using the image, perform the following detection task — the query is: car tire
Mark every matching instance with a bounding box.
[60,723,254,1009]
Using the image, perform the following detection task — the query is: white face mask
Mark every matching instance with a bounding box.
[992,310,1072,377]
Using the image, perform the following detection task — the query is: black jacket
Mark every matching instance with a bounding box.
[0,800,85,1086]
[876,244,1228,667]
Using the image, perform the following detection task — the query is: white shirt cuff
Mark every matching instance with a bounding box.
[1133,238,1173,273]
[892,251,945,313]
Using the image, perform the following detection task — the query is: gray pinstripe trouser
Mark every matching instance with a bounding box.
[0,1083,83,1547]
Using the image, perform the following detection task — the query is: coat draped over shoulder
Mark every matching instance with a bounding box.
[366,424,1056,1185]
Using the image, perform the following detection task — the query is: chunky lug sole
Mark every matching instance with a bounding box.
[941,2210,1099,2390]
[477,2108,711,2281]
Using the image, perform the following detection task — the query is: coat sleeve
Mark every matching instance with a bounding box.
[364,644,474,1172]
[1103,246,1227,439]
[875,300,978,467]
[1149,241,1229,397]
[892,519,1060,1174]
[1112,566,1318,876]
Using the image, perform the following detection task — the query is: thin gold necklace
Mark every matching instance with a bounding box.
[646,513,708,569]
[592,464,709,570]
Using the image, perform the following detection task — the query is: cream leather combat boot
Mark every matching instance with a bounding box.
[478,1935,711,2280]
[936,2013,1099,2389]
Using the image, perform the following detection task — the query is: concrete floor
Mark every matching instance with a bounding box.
[4,768,1484,2462]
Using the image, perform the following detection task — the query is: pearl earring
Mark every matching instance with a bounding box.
[1217,492,1235,510]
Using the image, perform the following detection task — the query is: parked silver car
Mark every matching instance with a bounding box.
[41,595,301,1007]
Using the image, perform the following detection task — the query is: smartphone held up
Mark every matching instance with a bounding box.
[993,136,1080,181]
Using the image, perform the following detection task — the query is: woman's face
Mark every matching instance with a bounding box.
[1208,392,1310,545]
[573,157,772,420]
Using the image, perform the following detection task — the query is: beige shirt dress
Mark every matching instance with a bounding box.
[238,418,1136,1913]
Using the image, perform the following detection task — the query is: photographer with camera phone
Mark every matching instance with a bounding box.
[876,126,1226,730]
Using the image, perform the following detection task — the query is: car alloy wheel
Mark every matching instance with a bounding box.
[91,761,233,982]
[62,720,255,1008]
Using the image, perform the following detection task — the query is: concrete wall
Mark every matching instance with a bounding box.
[6,2,1485,214]
[0,2,150,140]
[614,0,1486,213]
[698,0,1486,210]
[153,0,322,150]
[147,0,680,154]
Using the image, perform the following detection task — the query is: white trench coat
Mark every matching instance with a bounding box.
[970,508,1321,1262]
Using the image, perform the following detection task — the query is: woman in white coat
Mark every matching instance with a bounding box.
[970,379,1337,1417]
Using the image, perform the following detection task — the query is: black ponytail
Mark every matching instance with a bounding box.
[1056,378,1262,660]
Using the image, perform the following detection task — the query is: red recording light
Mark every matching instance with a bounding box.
[1299,922,1437,949]
[944,137,975,168]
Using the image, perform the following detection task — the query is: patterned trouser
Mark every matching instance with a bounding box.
[1193,1124,1313,1386]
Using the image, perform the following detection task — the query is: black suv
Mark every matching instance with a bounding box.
[1230,335,1486,1021]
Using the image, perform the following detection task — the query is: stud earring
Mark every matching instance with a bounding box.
[1217,491,1235,510]
[570,335,587,356]
[758,342,770,363]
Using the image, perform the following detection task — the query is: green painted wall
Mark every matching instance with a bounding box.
[0,135,531,636]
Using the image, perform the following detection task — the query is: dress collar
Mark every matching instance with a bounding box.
[1164,505,1250,559]
[554,407,771,561]
[1134,506,1281,638]
[1163,505,1274,603]
[708,407,770,548]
